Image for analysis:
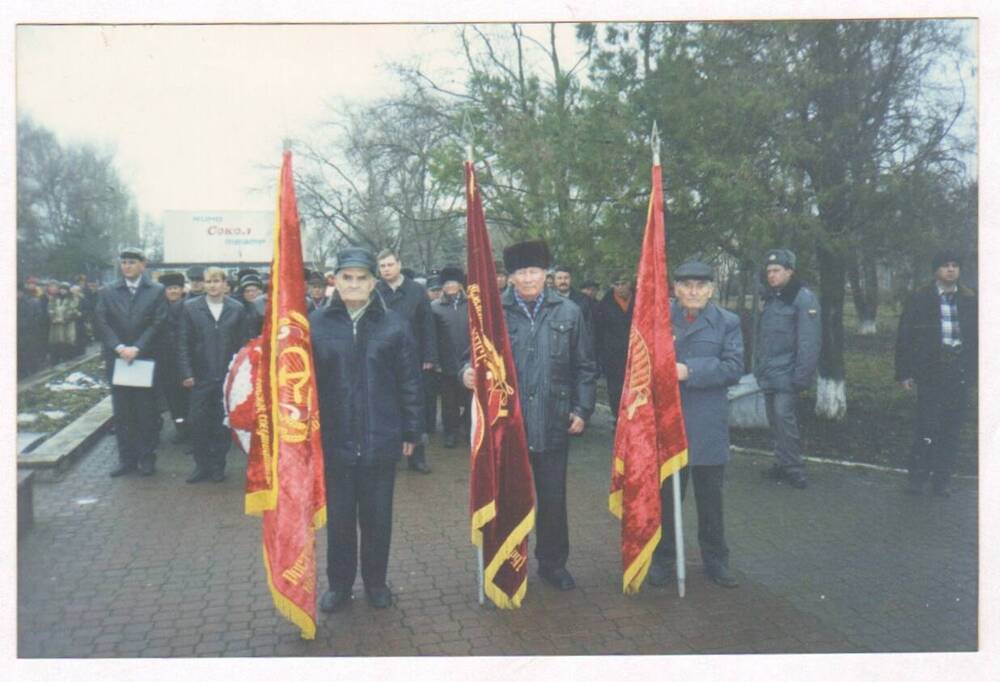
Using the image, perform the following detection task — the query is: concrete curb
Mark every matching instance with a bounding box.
[730,445,977,480]
[17,345,102,394]
[18,395,114,478]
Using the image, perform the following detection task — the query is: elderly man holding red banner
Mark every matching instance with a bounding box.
[464,239,597,591]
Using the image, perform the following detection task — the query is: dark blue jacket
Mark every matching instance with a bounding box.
[673,301,744,466]
[500,288,597,453]
[310,294,423,467]
[753,276,821,392]
[178,296,250,383]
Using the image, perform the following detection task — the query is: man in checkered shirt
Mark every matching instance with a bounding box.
[894,250,977,496]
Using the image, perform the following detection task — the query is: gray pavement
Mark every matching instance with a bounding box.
[17,409,976,657]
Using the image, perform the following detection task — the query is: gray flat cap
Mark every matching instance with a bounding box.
[764,249,796,269]
[119,246,146,261]
[673,260,714,281]
[335,247,377,274]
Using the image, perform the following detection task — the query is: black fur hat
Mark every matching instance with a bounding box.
[503,240,551,273]
[159,272,186,288]
[438,265,466,286]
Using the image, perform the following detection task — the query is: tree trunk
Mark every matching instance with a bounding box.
[815,244,847,420]
[848,252,878,335]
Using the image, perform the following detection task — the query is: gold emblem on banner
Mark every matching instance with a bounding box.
[625,328,651,419]
[468,284,515,424]
[276,314,314,443]
[281,543,315,593]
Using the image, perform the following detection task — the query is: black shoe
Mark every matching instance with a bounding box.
[365,586,393,609]
[186,467,210,484]
[443,433,458,449]
[409,462,432,474]
[647,561,673,588]
[211,470,226,483]
[109,462,136,478]
[138,460,156,476]
[706,564,740,588]
[786,471,808,489]
[319,589,352,613]
[762,464,786,481]
[538,566,576,591]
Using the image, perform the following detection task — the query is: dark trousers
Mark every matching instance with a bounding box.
[189,379,230,474]
[326,461,397,592]
[110,384,161,467]
[440,375,470,437]
[530,448,570,571]
[654,465,729,570]
[409,369,433,468]
[424,370,440,434]
[909,358,969,488]
[605,364,625,421]
[764,391,804,473]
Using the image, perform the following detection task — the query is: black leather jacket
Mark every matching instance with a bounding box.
[310,294,424,466]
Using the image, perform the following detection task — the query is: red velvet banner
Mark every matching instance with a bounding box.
[241,151,327,638]
[608,164,689,594]
[465,161,536,608]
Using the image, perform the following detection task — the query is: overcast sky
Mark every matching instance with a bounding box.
[14,16,978,225]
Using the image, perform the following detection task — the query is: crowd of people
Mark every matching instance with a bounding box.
[17,274,102,377]
[32,240,975,612]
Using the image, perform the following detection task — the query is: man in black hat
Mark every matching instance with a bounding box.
[895,251,977,496]
[237,270,265,336]
[95,247,169,477]
[431,266,471,448]
[648,261,743,589]
[312,247,423,612]
[186,266,206,298]
[463,239,597,591]
[753,249,821,490]
[157,271,191,441]
[376,249,438,474]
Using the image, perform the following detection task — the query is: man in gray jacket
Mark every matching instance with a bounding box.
[463,240,597,591]
[648,261,743,589]
[753,249,821,489]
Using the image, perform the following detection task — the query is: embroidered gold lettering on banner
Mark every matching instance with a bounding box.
[625,328,651,419]
[508,546,527,572]
[468,284,515,423]
[281,544,315,593]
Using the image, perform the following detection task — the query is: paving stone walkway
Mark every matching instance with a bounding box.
[17,409,976,658]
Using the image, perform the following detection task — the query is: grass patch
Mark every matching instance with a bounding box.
[17,356,110,435]
[732,300,978,475]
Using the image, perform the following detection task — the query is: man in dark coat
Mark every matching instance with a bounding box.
[648,261,744,589]
[157,272,191,441]
[895,250,977,496]
[376,249,438,474]
[553,265,595,344]
[753,249,821,490]
[237,270,265,337]
[178,267,249,483]
[17,283,46,378]
[595,273,635,421]
[463,240,597,591]
[95,247,169,477]
[431,266,471,448]
[312,247,423,613]
[186,266,206,299]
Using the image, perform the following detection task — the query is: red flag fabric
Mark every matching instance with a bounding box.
[239,150,326,638]
[465,161,536,608]
[608,164,689,594]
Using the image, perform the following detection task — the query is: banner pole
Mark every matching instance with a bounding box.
[477,546,486,606]
[672,470,686,598]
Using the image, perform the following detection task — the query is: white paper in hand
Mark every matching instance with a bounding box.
[112,358,156,388]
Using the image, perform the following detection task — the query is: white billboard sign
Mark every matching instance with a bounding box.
[163,210,274,263]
